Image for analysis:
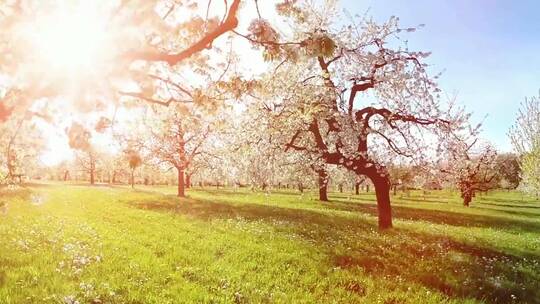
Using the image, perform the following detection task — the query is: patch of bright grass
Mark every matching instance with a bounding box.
[0,184,539,303]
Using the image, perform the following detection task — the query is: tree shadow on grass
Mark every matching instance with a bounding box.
[69,183,117,188]
[0,186,32,200]
[477,201,540,209]
[196,188,310,198]
[332,230,540,303]
[473,206,540,218]
[477,196,540,206]
[19,182,53,188]
[394,195,458,204]
[126,195,540,304]
[128,194,373,230]
[392,197,455,204]
[326,199,540,234]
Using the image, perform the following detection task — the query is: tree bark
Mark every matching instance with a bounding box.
[317,169,329,201]
[463,191,472,207]
[90,169,95,185]
[131,169,135,189]
[185,173,191,189]
[461,184,473,207]
[355,182,360,195]
[368,173,392,230]
[177,167,185,197]
[89,160,95,185]
[89,154,96,185]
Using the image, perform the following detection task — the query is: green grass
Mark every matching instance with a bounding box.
[0,184,539,303]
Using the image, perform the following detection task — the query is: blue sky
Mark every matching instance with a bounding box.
[342,0,540,151]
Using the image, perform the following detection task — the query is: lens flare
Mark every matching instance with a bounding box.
[29,4,108,74]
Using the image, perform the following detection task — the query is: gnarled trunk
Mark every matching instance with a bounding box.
[177,167,185,197]
[460,183,473,207]
[462,189,472,207]
[367,172,392,230]
[89,154,96,185]
[90,167,95,185]
[463,195,471,207]
[185,173,191,189]
[317,169,329,201]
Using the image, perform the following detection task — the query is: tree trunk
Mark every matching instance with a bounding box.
[369,173,392,230]
[89,154,96,185]
[366,184,370,192]
[463,192,472,207]
[338,183,343,193]
[90,163,95,185]
[185,173,191,189]
[6,150,15,180]
[177,168,185,197]
[63,170,69,181]
[131,169,135,189]
[461,185,473,207]
[355,182,360,195]
[317,169,329,201]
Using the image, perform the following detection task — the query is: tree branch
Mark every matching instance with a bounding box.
[126,0,241,66]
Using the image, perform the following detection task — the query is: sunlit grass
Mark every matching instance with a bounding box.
[0,184,539,303]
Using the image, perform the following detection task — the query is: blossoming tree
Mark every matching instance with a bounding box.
[509,93,540,194]
[243,1,466,229]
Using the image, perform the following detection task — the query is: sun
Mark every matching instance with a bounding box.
[26,2,110,75]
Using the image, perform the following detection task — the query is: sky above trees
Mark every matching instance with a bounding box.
[344,0,540,151]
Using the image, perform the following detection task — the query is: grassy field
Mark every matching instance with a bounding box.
[0,183,539,303]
